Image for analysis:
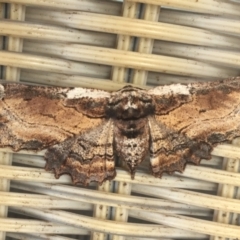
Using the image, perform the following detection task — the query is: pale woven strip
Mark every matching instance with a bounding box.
[0,3,25,240]
[129,0,240,16]
[110,3,140,240]
[210,139,240,240]
[0,5,6,240]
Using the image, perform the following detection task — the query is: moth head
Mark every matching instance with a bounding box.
[107,86,154,119]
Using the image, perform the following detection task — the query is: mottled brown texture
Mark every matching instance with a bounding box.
[0,77,240,185]
[0,84,109,185]
[45,120,115,185]
[114,118,150,177]
[149,78,240,177]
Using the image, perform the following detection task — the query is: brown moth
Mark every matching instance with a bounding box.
[0,77,240,185]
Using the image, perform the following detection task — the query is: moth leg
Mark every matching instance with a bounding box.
[45,120,116,185]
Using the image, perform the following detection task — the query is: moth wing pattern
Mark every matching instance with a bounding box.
[1,78,240,185]
[45,120,116,185]
[148,77,240,177]
[0,82,114,185]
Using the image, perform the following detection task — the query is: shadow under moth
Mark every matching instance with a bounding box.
[0,77,240,185]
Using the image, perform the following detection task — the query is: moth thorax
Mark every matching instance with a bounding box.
[107,92,155,119]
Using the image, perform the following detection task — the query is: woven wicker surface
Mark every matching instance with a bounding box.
[0,1,240,240]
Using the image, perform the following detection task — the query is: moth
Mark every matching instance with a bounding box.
[0,77,240,185]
